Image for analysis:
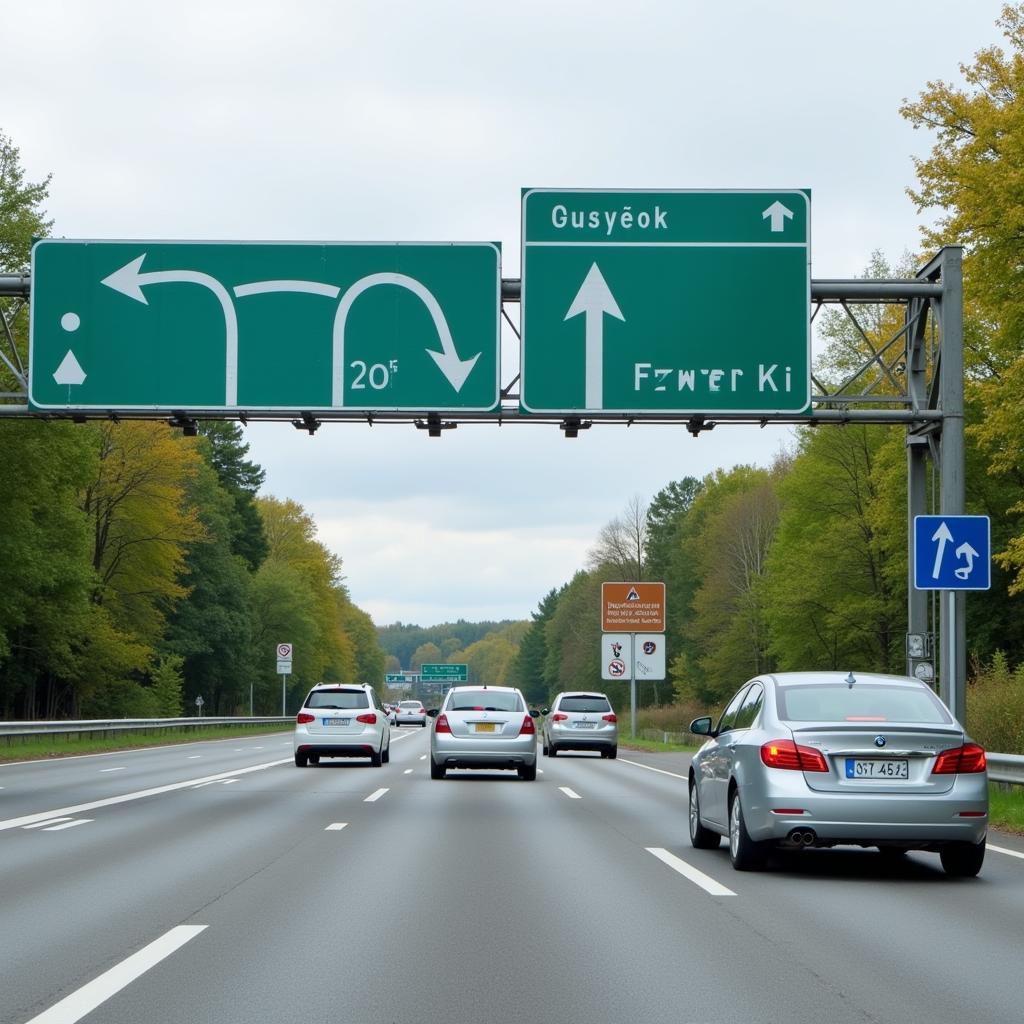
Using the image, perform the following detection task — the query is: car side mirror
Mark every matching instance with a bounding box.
[529,709,539,718]
[540,708,550,716]
[427,708,439,718]
[689,716,714,736]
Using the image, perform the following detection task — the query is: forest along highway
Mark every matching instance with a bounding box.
[2,732,1024,1024]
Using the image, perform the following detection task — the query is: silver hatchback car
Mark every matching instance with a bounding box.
[688,672,988,875]
[542,691,618,758]
[428,685,539,780]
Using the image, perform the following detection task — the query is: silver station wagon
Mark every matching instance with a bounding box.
[688,672,988,875]
[428,685,538,780]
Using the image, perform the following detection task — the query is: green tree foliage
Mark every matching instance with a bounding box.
[543,571,609,704]
[149,654,185,717]
[377,620,514,667]
[336,597,385,684]
[410,642,443,670]
[510,587,564,704]
[0,130,51,272]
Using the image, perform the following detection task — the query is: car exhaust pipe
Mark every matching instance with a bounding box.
[787,828,817,846]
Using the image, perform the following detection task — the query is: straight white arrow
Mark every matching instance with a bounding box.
[102,254,239,406]
[564,263,624,410]
[331,273,479,407]
[931,520,954,579]
[762,201,794,233]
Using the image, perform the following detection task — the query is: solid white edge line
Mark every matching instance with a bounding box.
[0,758,291,832]
[364,788,389,802]
[325,822,348,831]
[618,757,688,780]
[22,818,74,829]
[24,924,207,1024]
[99,767,127,773]
[646,848,736,896]
[989,843,1024,860]
[559,786,582,800]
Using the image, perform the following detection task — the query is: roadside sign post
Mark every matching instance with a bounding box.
[276,643,293,716]
[912,515,990,721]
[195,695,204,718]
[30,240,501,414]
[521,189,811,415]
[601,583,666,737]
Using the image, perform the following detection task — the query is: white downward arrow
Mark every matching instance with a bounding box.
[564,263,624,410]
[954,541,979,580]
[331,273,480,406]
[762,201,794,233]
[102,254,239,406]
[931,520,954,579]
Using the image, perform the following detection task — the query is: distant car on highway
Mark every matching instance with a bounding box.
[687,671,988,875]
[428,685,538,780]
[294,683,390,767]
[542,691,618,759]
[395,700,427,727]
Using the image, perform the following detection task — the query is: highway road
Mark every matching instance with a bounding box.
[2,729,1024,1024]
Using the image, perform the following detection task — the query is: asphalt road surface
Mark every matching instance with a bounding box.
[2,729,1023,1024]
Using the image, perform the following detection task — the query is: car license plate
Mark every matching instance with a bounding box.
[574,722,596,729]
[475,723,496,733]
[323,718,350,726]
[845,758,908,779]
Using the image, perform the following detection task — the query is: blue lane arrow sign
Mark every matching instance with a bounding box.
[913,515,991,591]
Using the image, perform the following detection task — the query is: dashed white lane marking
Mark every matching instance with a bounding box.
[187,756,202,760]
[0,758,291,832]
[559,787,581,800]
[23,818,74,829]
[646,848,736,896]
[191,779,239,789]
[43,819,92,832]
[419,755,427,761]
[538,769,544,775]
[325,822,348,831]
[618,757,688,781]
[24,924,207,1024]
[99,767,127,773]
[403,769,413,775]
[364,788,389,803]
[989,844,1024,860]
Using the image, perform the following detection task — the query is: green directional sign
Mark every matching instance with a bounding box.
[29,240,501,413]
[420,663,468,681]
[384,674,408,684]
[520,189,811,415]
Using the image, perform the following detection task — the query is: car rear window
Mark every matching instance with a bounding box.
[558,695,612,713]
[447,690,523,712]
[776,684,952,724]
[306,689,369,710]
[399,701,423,709]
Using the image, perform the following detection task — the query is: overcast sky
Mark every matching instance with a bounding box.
[5,1,1007,626]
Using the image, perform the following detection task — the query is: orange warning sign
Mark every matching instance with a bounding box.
[601,582,666,632]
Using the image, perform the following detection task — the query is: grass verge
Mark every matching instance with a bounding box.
[989,784,1024,834]
[0,724,291,763]
[619,735,697,754]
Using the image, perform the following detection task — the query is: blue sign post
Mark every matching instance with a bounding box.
[913,515,990,591]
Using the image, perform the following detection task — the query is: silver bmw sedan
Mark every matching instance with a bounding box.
[688,672,988,875]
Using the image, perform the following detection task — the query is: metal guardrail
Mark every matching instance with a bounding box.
[986,753,1024,786]
[0,717,292,745]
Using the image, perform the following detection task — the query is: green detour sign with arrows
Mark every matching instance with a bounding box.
[520,189,811,415]
[29,240,501,412]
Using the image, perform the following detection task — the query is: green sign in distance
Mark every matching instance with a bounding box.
[384,674,408,683]
[520,189,811,415]
[420,663,468,680]
[29,240,501,412]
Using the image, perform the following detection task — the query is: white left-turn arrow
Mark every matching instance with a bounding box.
[102,254,239,406]
[564,263,624,410]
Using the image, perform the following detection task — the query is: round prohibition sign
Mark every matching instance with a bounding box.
[608,659,626,678]
[277,643,293,659]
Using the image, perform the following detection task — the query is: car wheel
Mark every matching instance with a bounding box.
[689,784,721,849]
[421,720,426,728]
[541,739,549,756]
[294,752,308,767]
[382,742,390,765]
[607,745,618,760]
[430,760,446,780]
[728,790,767,871]
[940,838,986,877]
[549,744,558,757]
[518,762,537,781]
[309,754,320,765]
[370,747,382,768]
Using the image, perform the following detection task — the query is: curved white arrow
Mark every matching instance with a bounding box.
[102,254,239,406]
[331,273,479,407]
[954,541,978,580]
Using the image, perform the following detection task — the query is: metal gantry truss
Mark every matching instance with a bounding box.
[0,246,967,716]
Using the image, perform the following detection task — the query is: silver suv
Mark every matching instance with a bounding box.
[294,683,391,767]
[542,691,618,759]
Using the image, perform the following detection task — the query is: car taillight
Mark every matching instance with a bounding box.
[932,743,987,774]
[435,714,451,733]
[296,712,315,724]
[519,715,536,735]
[552,713,569,722]
[356,713,377,725]
[602,713,617,723]
[760,739,829,772]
